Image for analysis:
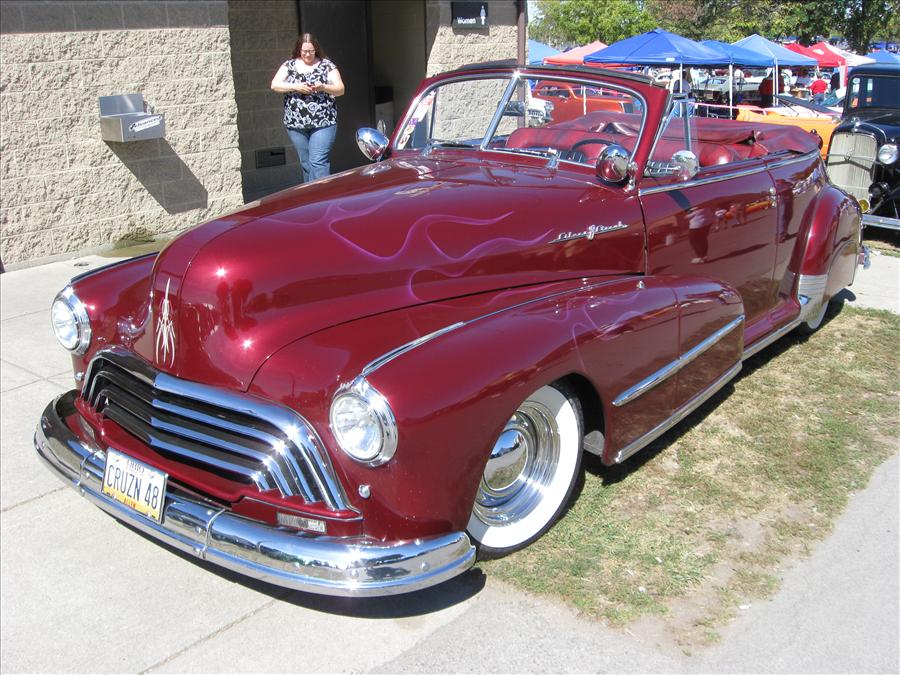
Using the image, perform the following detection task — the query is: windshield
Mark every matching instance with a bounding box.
[395,74,645,167]
[846,74,900,111]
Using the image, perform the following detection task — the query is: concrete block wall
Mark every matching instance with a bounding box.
[0,1,244,266]
[227,0,302,202]
[425,0,519,77]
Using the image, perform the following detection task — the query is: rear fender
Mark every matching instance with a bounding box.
[797,185,862,297]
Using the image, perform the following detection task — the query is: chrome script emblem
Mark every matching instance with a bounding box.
[550,222,628,244]
[155,279,176,367]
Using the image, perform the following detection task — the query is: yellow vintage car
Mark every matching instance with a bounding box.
[735,96,839,159]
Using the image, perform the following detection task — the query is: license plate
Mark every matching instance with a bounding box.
[101,449,168,524]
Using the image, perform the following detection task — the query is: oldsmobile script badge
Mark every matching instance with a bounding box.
[550,222,628,244]
[155,279,176,367]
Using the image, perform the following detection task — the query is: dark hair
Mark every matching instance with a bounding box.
[292,33,326,60]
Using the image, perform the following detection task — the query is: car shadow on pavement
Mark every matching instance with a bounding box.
[116,518,486,616]
[585,298,848,487]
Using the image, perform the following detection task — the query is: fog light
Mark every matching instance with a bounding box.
[858,198,870,213]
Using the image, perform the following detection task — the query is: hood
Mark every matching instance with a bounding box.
[837,111,900,141]
[131,155,645,390]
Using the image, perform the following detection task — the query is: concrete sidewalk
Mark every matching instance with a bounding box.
[1,253,897,673]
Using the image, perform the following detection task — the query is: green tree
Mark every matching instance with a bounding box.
[530,0,656,48]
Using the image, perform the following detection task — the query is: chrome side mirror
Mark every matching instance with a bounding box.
[671,150,699,181]
[356,127,389,162]
[595,144,630,185]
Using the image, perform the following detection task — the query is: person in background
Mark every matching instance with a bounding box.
[810,72,828,104]
[271,33,345,182]
[830,70,841,92]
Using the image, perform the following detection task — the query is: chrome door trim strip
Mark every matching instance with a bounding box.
[638,151,819,196]
[639,165,767,195]
[613,314,744,407]
[766,151,820,170]
[613,361,742,463]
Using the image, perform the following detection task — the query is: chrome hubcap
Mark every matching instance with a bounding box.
[473,401,560,526]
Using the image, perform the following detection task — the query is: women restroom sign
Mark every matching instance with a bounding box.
[452,1,489,28]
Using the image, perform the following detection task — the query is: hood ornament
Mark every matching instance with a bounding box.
[155,279,176,367]
[550,222,628,244]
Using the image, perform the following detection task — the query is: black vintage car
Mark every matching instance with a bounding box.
[826,63,899,231]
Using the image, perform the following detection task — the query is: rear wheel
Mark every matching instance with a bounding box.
[467,383,583,559]
[797,298,829,334]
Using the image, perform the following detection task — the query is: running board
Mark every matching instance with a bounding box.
[613,362,742,464]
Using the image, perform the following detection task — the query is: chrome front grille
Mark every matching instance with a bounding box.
[826,131,877,204]
[81,349,349,510]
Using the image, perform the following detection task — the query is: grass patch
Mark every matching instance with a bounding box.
[864,228,900,258]
[484,305,899,646]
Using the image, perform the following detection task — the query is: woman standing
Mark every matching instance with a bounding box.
[271,33,345,182]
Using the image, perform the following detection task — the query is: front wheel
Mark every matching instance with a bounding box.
[467,383,583,559]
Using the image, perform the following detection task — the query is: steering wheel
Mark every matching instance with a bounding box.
[568,138,609,162]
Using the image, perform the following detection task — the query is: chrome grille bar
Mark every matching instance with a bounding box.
[81,348,350,510]
[827,132,876,204]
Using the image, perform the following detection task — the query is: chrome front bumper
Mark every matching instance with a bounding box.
[35,391,476,597]
[862,213,900,231]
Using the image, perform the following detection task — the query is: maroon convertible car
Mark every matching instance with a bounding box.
[36,63,864,596]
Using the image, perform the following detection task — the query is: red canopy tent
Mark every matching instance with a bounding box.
[543,40,608,65]
[785,42,843,68]
[809,42,845,68]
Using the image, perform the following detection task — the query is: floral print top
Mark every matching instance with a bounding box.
[282,58,338,130]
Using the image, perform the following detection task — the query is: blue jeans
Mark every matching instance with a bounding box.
[286,125,336,182]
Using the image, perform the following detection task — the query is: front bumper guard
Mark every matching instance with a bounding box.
[35,391,476,597]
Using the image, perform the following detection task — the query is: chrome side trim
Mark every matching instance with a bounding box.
[638,151,819,196]
[361,278,635,378]
[362,323,465,377]
[35,391,476,597]
[742,317,802,360]
[797,273,829,325]
[613,362,742,463]
[612,315,744,407]
[765,151,822,170]
[862,213,900,231]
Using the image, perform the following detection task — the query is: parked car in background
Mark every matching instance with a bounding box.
[734,95,840,159]
[825,63,900,230]
[37,62,863,598]
[531,79,636,122]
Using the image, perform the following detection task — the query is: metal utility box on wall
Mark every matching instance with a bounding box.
[99,93,165,142]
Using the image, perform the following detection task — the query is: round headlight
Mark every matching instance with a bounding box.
[50,286,91,354]
[877,143,898,165]
[329,379,397,465]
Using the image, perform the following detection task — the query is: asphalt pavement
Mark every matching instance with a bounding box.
[1,251,897,674]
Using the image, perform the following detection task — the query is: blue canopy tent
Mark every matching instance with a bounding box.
[527,39,560,65]
[701,39,773,107]
[732,34,817,106]
[865,50,900,63]
[584,28,725,66]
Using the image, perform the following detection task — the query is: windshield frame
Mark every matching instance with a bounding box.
[844,73,900,113]
[390,68,651,171]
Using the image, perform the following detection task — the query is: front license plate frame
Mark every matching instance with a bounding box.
[101,449,168,524]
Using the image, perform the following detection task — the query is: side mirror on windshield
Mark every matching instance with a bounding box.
[356,128,389,162]
[595,144,631,185]
[671,150,699,181]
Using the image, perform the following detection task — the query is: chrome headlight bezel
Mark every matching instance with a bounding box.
[877,142,898,165]
[51,285,91,355]
[329,378,398,466]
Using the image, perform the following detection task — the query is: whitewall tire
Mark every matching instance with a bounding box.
[467,382,583,558]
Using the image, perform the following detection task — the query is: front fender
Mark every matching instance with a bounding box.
[252,275,742,540]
